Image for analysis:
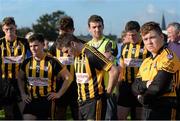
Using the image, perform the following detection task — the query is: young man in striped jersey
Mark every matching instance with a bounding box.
[117,21,150,120]
[57,33,119,120]
[0,17,30,119]
[49,16,79,120]
[17,33,73,120]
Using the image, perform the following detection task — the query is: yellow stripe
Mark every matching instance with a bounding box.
[127,44,133,58]
[32,58,37,97]
[56,49,60,59]
[86,45,109,64]
[96,99,102,120]
[135,44,140,58]
[6,41,12,78]
[171,108,176,120]
[122,44,127,58]
[51,100,56,120]
[48,61,53,92]
[78,57,81,73]
[39,59,45,96]
[86,45,112,71]
[1,42,5,78]
[86,58,94,99]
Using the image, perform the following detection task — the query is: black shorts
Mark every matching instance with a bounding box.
[0,79,21,104]
[117,81,142,107]
[56,81,78,107]
[78,96,107,120]
[23,97,51,119]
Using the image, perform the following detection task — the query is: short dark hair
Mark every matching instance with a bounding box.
[28,33,44,43]
[2,17,16,26]
[57,33,81,48]
[125,21,140,32]
[140,21,162,36]
[59,16,74,31]
[88,15,104,27]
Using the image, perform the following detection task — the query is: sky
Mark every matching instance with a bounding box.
[0,0,180,36]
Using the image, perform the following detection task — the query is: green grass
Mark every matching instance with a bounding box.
[0,109,5,119]
[66,106,73,120]
[0,106,72,120]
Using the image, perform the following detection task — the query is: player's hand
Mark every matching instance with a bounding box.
[146,80,153,88]
[47,92,60,100]
[21,93,31,104]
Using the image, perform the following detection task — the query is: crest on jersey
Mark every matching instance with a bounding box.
[167,54,173,60]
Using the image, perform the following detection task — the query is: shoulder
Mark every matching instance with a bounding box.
[87,39,93,45]
[17,36,28,45]
[140,57,151,66]
[22,56,32,65]
[84,44,97,53]
[159,48,180,73]
[0,37,5,45]
[17,36,27,42]
[46,54,62,65]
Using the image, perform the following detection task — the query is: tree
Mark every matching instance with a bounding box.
[32,10,66,41]
[17,27,32,38]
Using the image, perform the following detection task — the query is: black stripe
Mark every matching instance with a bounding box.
[131,44,136,58]
[11,42,15,79]
[130,67,135,83]
[125,68,128,83]
[124,44,129,58]
[44,58,48,95]
[3,40,8,79]
[139,43,144,59]
[90,64,99,99]
[29,58,33,96]
[36,61,40,97]
[50,59,55,93]
[78,83,82,101]
[85,83,90,100]
[67,65,71,71]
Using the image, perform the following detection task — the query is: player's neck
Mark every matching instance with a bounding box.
[34,52,46,61]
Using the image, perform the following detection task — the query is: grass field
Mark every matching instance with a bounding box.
[0,107,72,120]
[0,109,5,119]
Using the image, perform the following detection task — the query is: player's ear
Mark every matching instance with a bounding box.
[70,41,76,48]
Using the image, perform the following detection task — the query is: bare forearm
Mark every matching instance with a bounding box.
[17,71,26,96]
[57,79,73,98]
[107,65,119,94]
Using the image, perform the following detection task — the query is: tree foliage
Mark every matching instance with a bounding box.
[17,27,32,38]
[0,24,5,38]
[32,10,66,41]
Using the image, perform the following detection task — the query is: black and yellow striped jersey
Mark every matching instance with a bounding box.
[120,40,150,83]
[75,44,113,102]
[87,36,118,91]
[0,37,30,80]
[49,46,75,81]
[20,54,64,98]
[137,47,180,98]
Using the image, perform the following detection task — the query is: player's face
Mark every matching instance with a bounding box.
[142,30,164,56]
[126,30,140,44]
[61,47,74,57]
[29,40,44,58]
[88,22,104,39]
[2,24,16,41]
[167,26,179,42]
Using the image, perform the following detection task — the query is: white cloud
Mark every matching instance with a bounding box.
[147,4,156,14]
[166,9,176,15]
